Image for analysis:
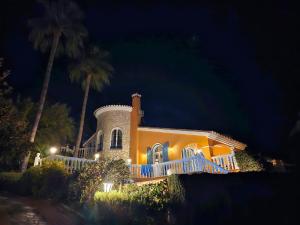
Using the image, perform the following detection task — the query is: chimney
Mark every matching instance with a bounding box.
[130,93,142,164]
[131,93,142,125]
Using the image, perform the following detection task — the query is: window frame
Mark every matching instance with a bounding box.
[110,128,123,149]
[152,143,163,163]
[96,130,104,152]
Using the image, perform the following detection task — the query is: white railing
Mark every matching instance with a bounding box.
[41,154,229,177]
[60,146,96,159]
[129,155,228,179]
[43,155,95,173]
[211,152,239,171]
[59,146,74,155]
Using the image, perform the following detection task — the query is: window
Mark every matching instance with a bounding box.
[110,128,122,149]
[98,134,103,151]
[152,144,163,163]
[182,148,195,159]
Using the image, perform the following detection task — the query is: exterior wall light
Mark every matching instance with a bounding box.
[94,153,100,160]
[196,149,202,154]
[103,182,113,192]
[49,147,58,155]
[127,158,132,165]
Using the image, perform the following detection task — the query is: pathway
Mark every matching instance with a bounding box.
[0,195,84,225]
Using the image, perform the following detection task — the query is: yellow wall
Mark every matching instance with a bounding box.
[137,130,212,164]
[211,144,232,156]
[208,139,233,156]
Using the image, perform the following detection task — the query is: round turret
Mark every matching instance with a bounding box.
[93,105,132,160]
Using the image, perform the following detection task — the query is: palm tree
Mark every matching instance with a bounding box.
[69,46,113,156]
[22,0,87,171]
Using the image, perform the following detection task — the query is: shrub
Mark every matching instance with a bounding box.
[122,180,170,211]
[66,171,81,201]
[19,160,69,199]
[94,190,129,204]
[235,151,264,172]
[78,157,129,202]
[0,172,22,193]
[167,174,185,203]
[92,189,167,225]
[19,166,43,196]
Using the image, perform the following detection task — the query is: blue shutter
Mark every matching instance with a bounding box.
[182,149,186,159]
[162,142,169,162]
[147,147,153,164]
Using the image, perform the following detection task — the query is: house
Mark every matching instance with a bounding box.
[80,93,247,175]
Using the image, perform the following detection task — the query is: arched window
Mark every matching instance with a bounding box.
[97,132,103,151]
[110,128,122,149]
[182,147,204,159]
[152,144,163,163]
[182,147,195,159]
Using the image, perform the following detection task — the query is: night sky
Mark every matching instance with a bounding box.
[1,0,299,159]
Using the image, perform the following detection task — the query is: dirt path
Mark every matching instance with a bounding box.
[0,194,85,225]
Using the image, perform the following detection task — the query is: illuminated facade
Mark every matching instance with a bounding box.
[83,93,247,172]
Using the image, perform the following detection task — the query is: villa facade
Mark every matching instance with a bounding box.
[81,93,247,173]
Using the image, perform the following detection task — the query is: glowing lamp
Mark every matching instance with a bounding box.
[196,149,202,155]
[103,182,113,192]
[94,153,100,160]
[49,147,57,155]
[167,169,173,176]
[127,158,132,165]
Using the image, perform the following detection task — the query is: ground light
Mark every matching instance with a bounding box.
[103,182,113,192]
[167,168,173,175]
[49,147,57,155]
[94,153,100,160]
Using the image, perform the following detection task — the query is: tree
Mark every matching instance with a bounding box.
[0,59,29,171]
[0,97,32,171]
[17,99,75,156]
[69,46,113,155]
[0,58,12,97]
[23,0,87,171]
[0,97,75,171]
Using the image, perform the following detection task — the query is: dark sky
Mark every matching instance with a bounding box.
[1,0,299,159]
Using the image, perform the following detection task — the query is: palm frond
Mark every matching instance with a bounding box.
[68,45,114,92]
[28,0,87,56]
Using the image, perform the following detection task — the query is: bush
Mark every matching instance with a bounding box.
[78,157,129,202]
[235,151,264,172]
[19,160,69,199]
[122,180,170,211]
[0,172,22,193]
[94,190,129,205]
[91,182,170,225]
[167,174,185,204]
[93,178,183,211]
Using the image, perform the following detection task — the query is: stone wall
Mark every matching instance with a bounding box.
[95,109,131,161]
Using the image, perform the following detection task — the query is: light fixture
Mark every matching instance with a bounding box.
[49,147,57,155]
[196,149,202,155]
[167,168,173,176]
[94,153,100,160]
[103,182,113,192]
[127,158,132,165]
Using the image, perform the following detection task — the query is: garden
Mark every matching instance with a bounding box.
[1,153,298,225]
[0,157,185,225]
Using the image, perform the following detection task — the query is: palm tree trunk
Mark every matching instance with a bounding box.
[21,32,61,172]
[75,74,92,157]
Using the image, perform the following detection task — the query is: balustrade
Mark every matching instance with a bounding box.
[42,155,95,173]
[129,155,228,179]
[42,153,230,177]
[211,152,239,171]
